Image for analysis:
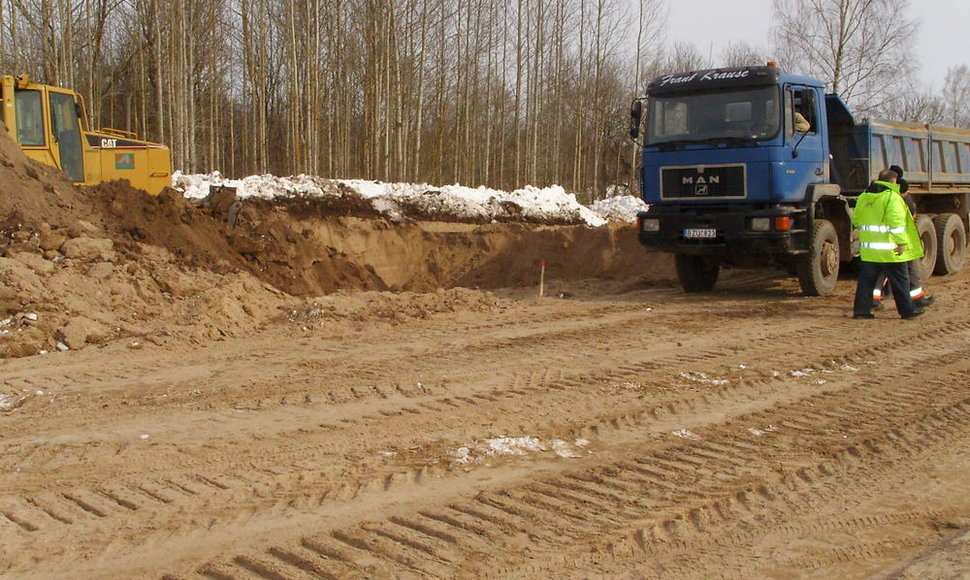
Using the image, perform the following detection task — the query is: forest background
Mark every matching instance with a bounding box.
[1,0,969,200]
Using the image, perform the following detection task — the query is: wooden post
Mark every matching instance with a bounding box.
[539,260,546,298]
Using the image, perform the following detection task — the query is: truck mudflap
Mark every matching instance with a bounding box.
[636,205,810,263]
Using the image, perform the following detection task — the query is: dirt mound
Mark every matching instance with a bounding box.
[83,181,250,272]
[0,131,290,358]
[0,127,671,358]
[0,122,100,251]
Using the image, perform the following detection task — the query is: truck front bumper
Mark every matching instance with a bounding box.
[636,205,810,259]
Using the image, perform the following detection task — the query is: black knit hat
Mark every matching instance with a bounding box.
[890,164,904,179]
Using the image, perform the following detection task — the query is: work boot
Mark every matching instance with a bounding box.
[914,295,935,308]
[902,309,925,320]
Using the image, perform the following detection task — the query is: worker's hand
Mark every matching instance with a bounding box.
[894,244,906,255]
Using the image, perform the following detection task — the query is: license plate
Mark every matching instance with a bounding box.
[684,228,717,239]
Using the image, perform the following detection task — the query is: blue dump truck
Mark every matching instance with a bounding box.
[630,63,970,295]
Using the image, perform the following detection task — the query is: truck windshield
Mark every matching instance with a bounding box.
[646,86,781,146]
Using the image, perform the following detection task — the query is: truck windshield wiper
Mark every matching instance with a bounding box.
[654,136,756,150]
[694,136,757,146]
[653,139,696,149]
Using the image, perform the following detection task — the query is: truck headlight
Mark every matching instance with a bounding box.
[640,218,660,232]
[750,217,770,232]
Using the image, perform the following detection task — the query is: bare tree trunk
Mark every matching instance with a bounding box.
[153,0,164,144]
[572,3,586,194]
[513,0,524,186]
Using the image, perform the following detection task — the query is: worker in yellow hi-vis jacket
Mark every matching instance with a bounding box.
[851,169,924,320]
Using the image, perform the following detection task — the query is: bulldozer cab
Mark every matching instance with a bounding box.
[2,74,171,194]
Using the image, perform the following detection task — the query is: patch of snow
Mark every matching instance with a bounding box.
[588,195,649,223]
[671,428,700,440]
[549,439,583,458]
[0,394,22,411]
[173,172,630,227]
[678,371,729,386]
[450,447,473,465]
[485,436,545,455]
[447,435,591,466]
[748,425,777,437]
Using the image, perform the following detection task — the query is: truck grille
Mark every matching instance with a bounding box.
[661,165,746,199]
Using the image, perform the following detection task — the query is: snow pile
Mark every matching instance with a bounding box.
[589,195,649,223]
[174,172,331,201]
[173,171,645,226]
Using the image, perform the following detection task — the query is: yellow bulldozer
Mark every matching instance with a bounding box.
[1,74,171,194]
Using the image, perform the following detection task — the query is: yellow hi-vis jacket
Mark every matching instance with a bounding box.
[852,180,923,263]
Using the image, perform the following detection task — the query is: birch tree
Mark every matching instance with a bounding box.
[771,0,918,111]
[720,41,766,68]
[941,65,970,128]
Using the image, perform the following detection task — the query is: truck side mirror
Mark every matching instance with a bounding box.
[630,100,643,139]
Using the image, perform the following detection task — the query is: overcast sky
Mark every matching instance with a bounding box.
[664,0,970,89]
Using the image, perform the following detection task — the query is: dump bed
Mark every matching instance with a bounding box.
[827,102,970,195]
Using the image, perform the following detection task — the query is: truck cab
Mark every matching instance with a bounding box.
[1,74,171,194]
[632,64,853,295]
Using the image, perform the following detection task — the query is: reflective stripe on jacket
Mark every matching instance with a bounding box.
[851,180,923,263]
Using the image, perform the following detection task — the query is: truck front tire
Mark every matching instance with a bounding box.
[796,219,839,296]
[675,254,719,292]
[933,213,966,275]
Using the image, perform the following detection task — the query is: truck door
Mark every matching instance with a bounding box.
[786,86,828,187]
[48,91,84,182]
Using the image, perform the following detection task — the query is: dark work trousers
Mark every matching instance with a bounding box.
[875,260,921,301]
[855,261,919,317]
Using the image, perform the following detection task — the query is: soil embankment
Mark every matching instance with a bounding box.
[0,129,669,358]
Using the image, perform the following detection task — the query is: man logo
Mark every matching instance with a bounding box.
[696,184,709,195]
[681,175,720,185]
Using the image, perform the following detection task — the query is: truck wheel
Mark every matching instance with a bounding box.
[913,214,937,280]
[933,213,966,275]
[674,254,719,292]
[796,219,839,296]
